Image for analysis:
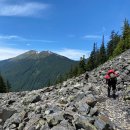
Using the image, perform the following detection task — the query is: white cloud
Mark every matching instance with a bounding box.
[82,35,102,39]
[0,1,50,17]
[0,35,56,43]
[26,39,57,43]
[0,35,21,40]
[0,47,27,60]
[54,49,90,60]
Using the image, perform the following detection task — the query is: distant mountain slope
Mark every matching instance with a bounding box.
[0,50,78,91]
[0,49,130,130]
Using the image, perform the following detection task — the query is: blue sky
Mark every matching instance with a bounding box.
[0,0,130,60]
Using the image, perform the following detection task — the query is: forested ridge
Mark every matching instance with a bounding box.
[58,19,130,83]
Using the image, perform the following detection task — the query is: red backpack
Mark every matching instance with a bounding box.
[104,69,118,79]
[108,69,118,78]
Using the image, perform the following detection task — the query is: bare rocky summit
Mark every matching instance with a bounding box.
[0,49,130,130]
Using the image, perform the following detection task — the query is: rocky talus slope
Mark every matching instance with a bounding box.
[0,49,130,130]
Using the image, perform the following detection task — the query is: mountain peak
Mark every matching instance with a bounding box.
[11,50,55,61]
[40,50,54,55]
[25,50,37,54]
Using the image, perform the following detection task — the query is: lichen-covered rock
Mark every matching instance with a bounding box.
[3,111,26,129]
[76,102,90,116]
[45,111,64,126]
[73,114,97,130]
[40,123,50,130]
[51,120,75,130]
[0,108,16,125]
[94,115,114,130]
[18,122,25,130]
[124,86,130,100]
[90,107,98,116]
[82,94,97,107]
[126,65,130,71]
[23,94,41,105]
[24,117,40,130]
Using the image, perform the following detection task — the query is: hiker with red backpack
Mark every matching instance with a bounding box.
[104,69,119,99]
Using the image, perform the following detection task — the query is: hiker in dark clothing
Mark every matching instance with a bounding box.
[85,72,89,82]
[104,69,118,99]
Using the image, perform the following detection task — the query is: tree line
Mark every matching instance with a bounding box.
[87,19,130,70]
[0,74,11,93]
[54,19,130,84]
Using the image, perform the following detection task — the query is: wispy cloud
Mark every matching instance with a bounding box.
[0,47,27,60]
[0,1,50,17]
[24,39,57,43]
[0,35,20,40]
[0,35,56,43]
[82,35,102,39]
[54,48,90,60]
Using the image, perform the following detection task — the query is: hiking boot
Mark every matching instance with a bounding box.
[113,94,116,99]
[108,94,110,98]
[113,90,116,99]
[108,90,110,98]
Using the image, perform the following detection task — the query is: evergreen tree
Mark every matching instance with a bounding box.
[6,80,11,92]
[78,55,86,74]
[0,74,7,93]
[122,19,130,50]
[56,74,64,84]
[113,39,124,56]
[95,47,100,67]
[68,66,74,78]
[72,66,79,76]
[99,35,107,64]
[47,79,51,87]
[107,31,120,58]
[86,43,97,70]
[113,19,130,56]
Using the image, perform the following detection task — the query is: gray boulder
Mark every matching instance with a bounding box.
[82,94,97,107]
[76,102,90,116]
[0,125,3,130]
[23,94,41,105]
[73,114,97,130]
[124,86,130,100]
[94,115,113,130]
[90,107,98,116]
[45,111,64,126]
[51,120,75,130]
[0,108,16,125]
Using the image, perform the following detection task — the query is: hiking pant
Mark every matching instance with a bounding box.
[108,84,116,97]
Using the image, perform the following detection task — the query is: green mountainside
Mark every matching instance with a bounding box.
[0,50,78,91]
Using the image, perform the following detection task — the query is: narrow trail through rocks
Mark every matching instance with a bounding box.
[87,49,130,130]
[95,84,130,130]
